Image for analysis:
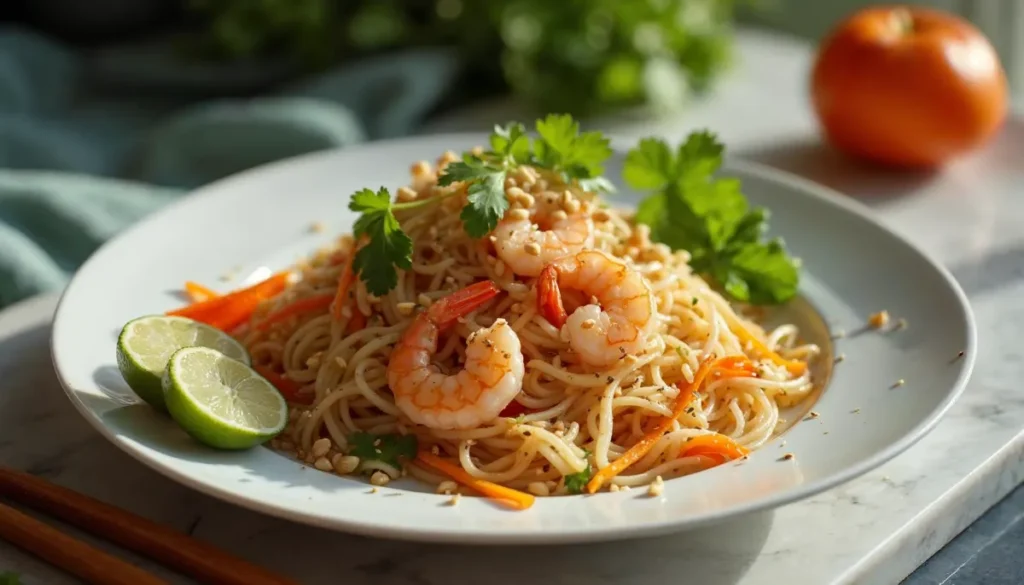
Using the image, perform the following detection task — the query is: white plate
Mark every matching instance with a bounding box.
[51,135,976,544]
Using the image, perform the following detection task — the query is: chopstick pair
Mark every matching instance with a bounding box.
[0,468,298,585]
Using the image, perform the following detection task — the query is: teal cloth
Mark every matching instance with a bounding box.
[0,27,460,307]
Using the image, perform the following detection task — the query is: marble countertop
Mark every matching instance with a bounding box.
[2,29,1024,585]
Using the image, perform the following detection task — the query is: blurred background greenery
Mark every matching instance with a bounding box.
[6,0,1020,117]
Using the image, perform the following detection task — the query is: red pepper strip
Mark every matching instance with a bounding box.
[167,272,291,332]
[254,294,334,331]
[253,365,313,405]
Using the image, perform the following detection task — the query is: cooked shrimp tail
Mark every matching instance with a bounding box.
[536,250,657,367]
[537,264,568,328]
[426,280,502,328]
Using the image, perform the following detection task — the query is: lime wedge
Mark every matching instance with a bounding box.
[116,316,250,411]
[162,347,287,450]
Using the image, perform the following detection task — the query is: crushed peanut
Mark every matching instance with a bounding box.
[524,242,541,256]
[437,480,459,495]
[509,208,531,221]
[369,471,391,486]
[310,221,326,233]
[647,475,665,497]
[868,310,890,329]
[311,438,332,458]
[396,186,418,202]
[313,457,333,471]
[396,302,417,316]
[527,482,550,496]
[332,455,360,475]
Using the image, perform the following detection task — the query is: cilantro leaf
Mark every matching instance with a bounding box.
[439,156,510,237]
[348,432,419,472]
[490,122,531,163]
[564,456,593,494]
[0,573,21,585]
[625,131,800,305]
[623,137,674,189]
[533,114,613,187]
[349,187,413,296]
[461,170,508,237]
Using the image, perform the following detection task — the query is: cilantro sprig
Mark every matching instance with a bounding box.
[348,431,418,472]
[439,114,614,237]
[349,114,614,294]
[626,132,799,305]
[564,450,593,494]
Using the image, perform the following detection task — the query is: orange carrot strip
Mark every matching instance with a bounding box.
[330,253,356,322]
[732,321,807,375]
[184,281,219,303]
[168,273,291,331]
[347,311,367,334]
[416,451,535,511]
[253,365,313,405]
[680,434,750,462]
[254,294,334,331]
[586,357,716,494]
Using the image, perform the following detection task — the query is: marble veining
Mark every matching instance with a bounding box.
[3,30,1024,585]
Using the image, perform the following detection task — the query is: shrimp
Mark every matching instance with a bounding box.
[493,207,594,277]
[537,250,657,367]
[387,281,525,430]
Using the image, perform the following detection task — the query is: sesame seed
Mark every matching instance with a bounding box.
[833,330,846,339]
[580,319,596,330]
[891,379,905,389]
[310,221,326,233]
[524,242,541,256]
[334,356,347,370]
[448,493,461,506]
[851,408,861,414]
[808,411,820,419]
[835,353,846,363]
[781,453,794,461]
[894,318,908,331]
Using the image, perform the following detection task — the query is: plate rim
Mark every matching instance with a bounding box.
[49,133,978,543]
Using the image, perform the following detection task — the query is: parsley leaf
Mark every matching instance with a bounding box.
[0,573,21,585]
[625,131,799,305]
[349,187,414,296]
[564,451,593,494]
[348,432,419,472]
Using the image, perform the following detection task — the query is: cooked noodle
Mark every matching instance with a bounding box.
[242,152,819,495]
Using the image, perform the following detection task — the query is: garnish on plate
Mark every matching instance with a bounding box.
[625,131,800,305]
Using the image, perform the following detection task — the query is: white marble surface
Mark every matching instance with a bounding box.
[2,29,1024,585]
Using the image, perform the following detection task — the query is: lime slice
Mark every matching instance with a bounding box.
[116,316,250,411]
[162,347,287,450]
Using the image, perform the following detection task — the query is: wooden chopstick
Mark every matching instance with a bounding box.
[0,468,298,585]
[0,500,167,585]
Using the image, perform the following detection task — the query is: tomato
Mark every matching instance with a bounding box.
[811,6,1008,169]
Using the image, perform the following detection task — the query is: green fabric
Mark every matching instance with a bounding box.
[0,27,460,307]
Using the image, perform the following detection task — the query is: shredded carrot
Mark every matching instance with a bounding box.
[680,434,750,463]
[254,294,334,331]
[732,321,807,375]
[253,365,313,405]
[167,272,291,331]
[586,358,715,494]
[184,281,219,303]
[416,451,535,510]
[330,252,356,321]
